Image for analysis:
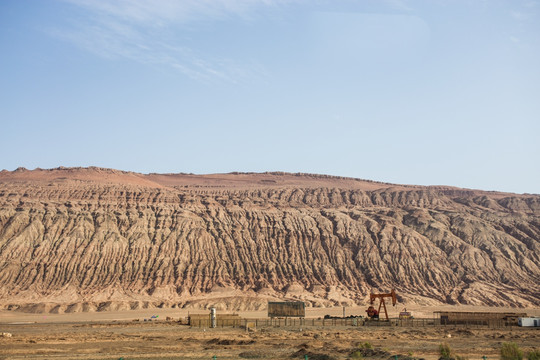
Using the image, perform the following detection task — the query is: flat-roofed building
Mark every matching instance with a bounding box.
[434,311,527,326]
[268,301,305,318]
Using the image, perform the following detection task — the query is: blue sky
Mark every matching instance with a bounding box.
[1,0,539,194]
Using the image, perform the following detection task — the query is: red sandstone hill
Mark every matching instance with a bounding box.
[0,167,538,313]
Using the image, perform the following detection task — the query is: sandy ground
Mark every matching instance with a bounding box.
[1,305,539,324]
[1,320,539,360]
[1,306,539,360]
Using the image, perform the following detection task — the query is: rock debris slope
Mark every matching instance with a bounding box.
[0,167,538,312]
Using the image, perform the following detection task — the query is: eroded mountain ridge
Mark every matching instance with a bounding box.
[0,167,538,312]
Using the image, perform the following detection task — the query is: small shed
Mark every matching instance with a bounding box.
[268,301,305,318]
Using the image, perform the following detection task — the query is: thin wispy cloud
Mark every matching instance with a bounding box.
[53,0,295,82]
[523,0,539,8]
[511,10,530,21]
[382,0,412,12]
[507,1,539,47]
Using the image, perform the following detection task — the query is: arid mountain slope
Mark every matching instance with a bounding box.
[0,167,538,312]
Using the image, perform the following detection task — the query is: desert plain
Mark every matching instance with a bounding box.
[1,305,539,360]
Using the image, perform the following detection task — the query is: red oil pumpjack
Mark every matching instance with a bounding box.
[366,289,397,321]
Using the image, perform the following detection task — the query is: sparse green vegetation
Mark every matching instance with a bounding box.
[358,342,372,349]
[500,342,523,360]
[527,350,540,360]
[438,343,468,360]
[351,350,363,359]
[439,343,453,359]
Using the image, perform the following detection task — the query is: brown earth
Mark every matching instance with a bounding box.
[1,314,539,360]
[0,167,539,312]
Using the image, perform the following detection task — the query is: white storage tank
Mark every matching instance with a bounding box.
[210,308,217,328]
[518,317,540,327]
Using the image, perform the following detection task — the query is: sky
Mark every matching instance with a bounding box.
[1,0,539,194]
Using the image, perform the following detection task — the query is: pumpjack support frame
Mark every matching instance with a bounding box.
[369,289,397,321]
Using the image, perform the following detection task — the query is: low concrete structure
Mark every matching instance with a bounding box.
[188,313,242,327]
[518,317,540,327]
[434,311,527,326]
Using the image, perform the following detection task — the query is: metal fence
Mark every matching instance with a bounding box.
[189,317,519,329]
[190,317,361,328]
